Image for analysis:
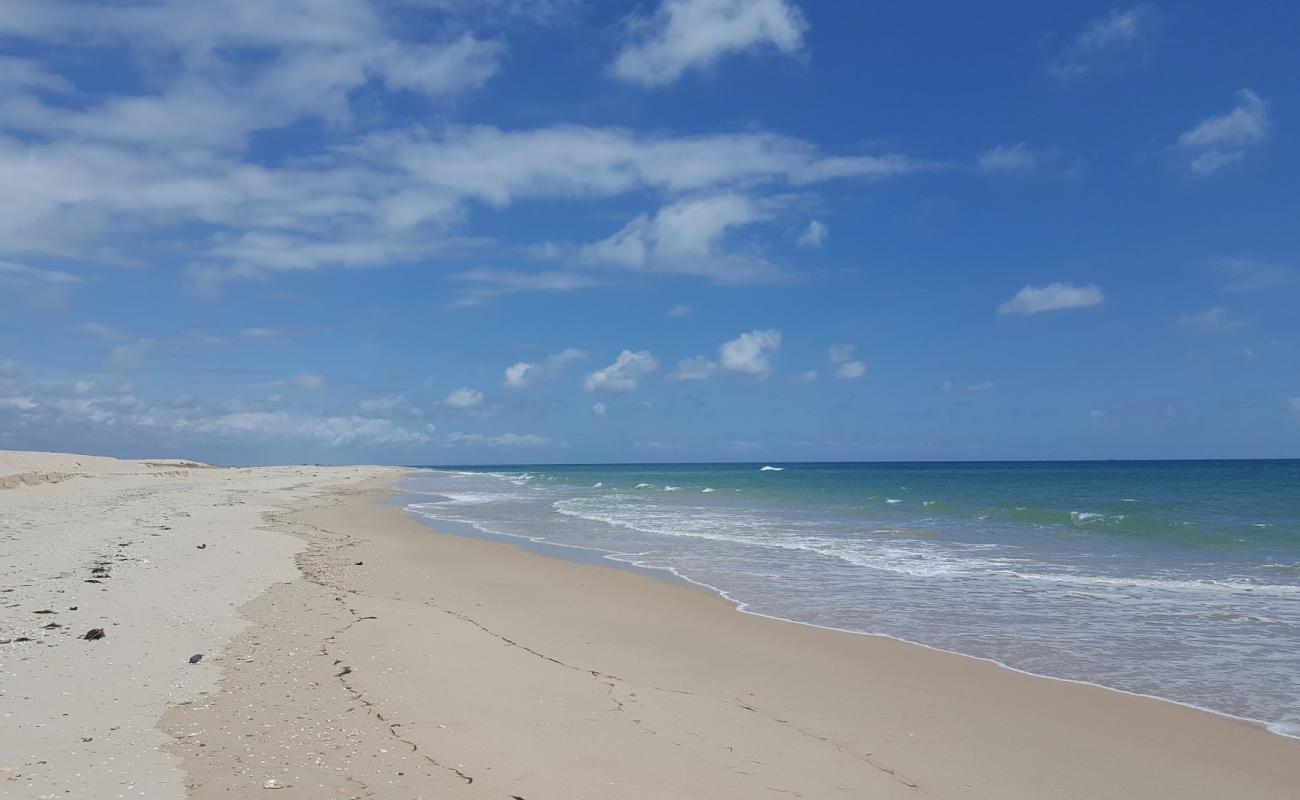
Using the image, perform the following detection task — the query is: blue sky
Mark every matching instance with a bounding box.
[1,0,1297,464]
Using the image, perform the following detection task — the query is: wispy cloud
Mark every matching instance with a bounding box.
[1179,307,1244,333]
[667,356,718,382]
[612,0,808,88]
[998,282,1105,316]
[1048,5,1157,80]
[450,269,599,308]
[977,143,1037,173]
[445,431,551,447]
[827,343,864,380]
[1212,257,1296,293]
[1177,90,1270,177]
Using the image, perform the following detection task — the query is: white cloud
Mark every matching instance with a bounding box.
[583,350,659,393]
[827,343,864,379]
[998,282,1105,315]
[719,329,781,377]
[797,219,828,247]
[1178,90,1270,177]
[591,402,608,417]
[612,0,808,88]
[0,396,38,411]
[1288,397,1300,413]
[107,342,151,371]
[358,395,407,414]
[0,384,430,448]
[290,372,325,390]
[977,143,1037,173]
[0,260,81,284]
[667,303,694,318]
[1213,257,1296,293]
[580,193,781,284]
[834,361,865,380]
[445,431,550,447]
[1048,5,1157,80]
[445,387,485,408]
[503,347,587,388]
[1179,307,1243,333]
[791,369,818,382]
[450,269,599,308]
[965,380,994,393]
[667,356,718,381]
[196,411,430,447]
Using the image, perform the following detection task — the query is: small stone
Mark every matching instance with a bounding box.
[189,654,204,664]
[84,628,105,640]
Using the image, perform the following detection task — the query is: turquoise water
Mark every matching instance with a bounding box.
[402,461,1300,736]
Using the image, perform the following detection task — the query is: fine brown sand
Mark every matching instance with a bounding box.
[160,477,1300,799]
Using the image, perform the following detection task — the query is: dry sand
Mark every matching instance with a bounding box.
[4,453,1299,798]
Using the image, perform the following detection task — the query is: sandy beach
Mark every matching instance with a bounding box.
[4,453,1299,799]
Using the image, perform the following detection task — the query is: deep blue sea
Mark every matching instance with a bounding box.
[401,461,1300,737]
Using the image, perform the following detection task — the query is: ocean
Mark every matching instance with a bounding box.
[400,460,1300,737]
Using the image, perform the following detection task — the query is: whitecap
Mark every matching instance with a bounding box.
[592,482,603,488]
[634,483,654,489]
[886,498,902,505]
[759,465,784,472]
[701,487,715,493]
[664,485,681,492]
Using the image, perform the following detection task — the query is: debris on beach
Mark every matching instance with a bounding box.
[196,543,207,549]
[189,653,204,664]
[83,628,105,640]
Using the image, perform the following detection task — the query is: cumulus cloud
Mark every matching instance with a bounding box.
[791,369,818,382]
[583,350,659,393]
[827,343,865,379]
[444,387,485,408]
[1179,307,1244,333]
[445,431,550,447]
[719,329,781,377]
[1048,5,1157,80]
[965,380,994,393]
[1178,90,1270,177]
[591,402,608,416]
[977,143,1037,173]
[503,347,587,388]
[580,193,783,284]
[998,282,1105,315]
[667,304,694,318]
[612,0,808,88]
[1289,397,1300,414]
[667,356,718,381]
[797,219,828,247]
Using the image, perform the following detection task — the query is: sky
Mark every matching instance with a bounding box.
[1,0,1298,465]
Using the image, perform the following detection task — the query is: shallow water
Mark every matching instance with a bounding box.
[402,460,1300,737]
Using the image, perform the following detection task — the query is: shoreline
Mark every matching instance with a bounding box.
[6,454,1299,798]
[173,475,1299,798]
[401,483,1298,742]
